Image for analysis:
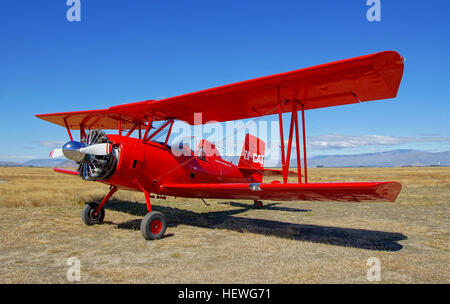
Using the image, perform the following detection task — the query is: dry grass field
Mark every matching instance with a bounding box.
[0,166,448,283]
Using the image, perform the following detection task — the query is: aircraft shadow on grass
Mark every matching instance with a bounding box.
[103,199,406,252]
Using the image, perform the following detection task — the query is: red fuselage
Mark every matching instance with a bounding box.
[103,135,256,195]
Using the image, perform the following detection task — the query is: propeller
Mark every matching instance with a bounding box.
[50,141,113,161]
[79,143,113,155]
[49,148,64,158]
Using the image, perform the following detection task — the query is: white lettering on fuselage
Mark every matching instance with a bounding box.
[243,150,264,165]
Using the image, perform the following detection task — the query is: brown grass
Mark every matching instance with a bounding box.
[0,166,449,283]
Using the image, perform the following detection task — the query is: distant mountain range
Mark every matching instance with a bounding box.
[228,149,450,168]
[306,149,450,167]
[0,159,77,168]
[1,149,449,168]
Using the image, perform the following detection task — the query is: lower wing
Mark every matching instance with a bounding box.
[160,182,402,202]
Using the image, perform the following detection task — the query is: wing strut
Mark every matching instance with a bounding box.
[80,125,86,141]
[125,122,139,137]
[118,116,122,135]
[285,102,297,179]
[144,119,173,143]
[164,120,175,146]
[63,118,73,141]
[301,104,308,183]
[143,115,153,141]
[294,105,302,183]
[277,87,287,183]
[279,99,308,184]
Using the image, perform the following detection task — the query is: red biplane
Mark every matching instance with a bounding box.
[36,51,404,240]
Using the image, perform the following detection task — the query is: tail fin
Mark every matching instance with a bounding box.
[238,133,265,170]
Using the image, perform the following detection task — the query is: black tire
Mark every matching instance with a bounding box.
[82,202,105,226]
[254,200,263,209]
[140,211,167,240]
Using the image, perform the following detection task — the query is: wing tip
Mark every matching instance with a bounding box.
[374,181,402,202]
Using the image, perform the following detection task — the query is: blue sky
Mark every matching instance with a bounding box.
[1,1,449,162]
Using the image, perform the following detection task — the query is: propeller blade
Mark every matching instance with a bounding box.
[49,148,64,158]
[79,143,113,156]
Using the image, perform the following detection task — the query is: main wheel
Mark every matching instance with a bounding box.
[140,211,167,240]
[82,202,105,226]
[254,200,264,209]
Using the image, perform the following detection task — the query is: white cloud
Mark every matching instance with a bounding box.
[307,134,450,150]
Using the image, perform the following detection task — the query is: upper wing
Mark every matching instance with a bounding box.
[36,51,404,128]
[35,108,137,130]
[160,181,402,202]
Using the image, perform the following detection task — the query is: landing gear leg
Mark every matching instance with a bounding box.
[82,186,117,226]
[253,200,264,209]
[140,190,167,240]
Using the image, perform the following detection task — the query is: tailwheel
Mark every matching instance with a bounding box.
[82,202,105,226]
[253,200,264,209]
[140,211,167,240]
